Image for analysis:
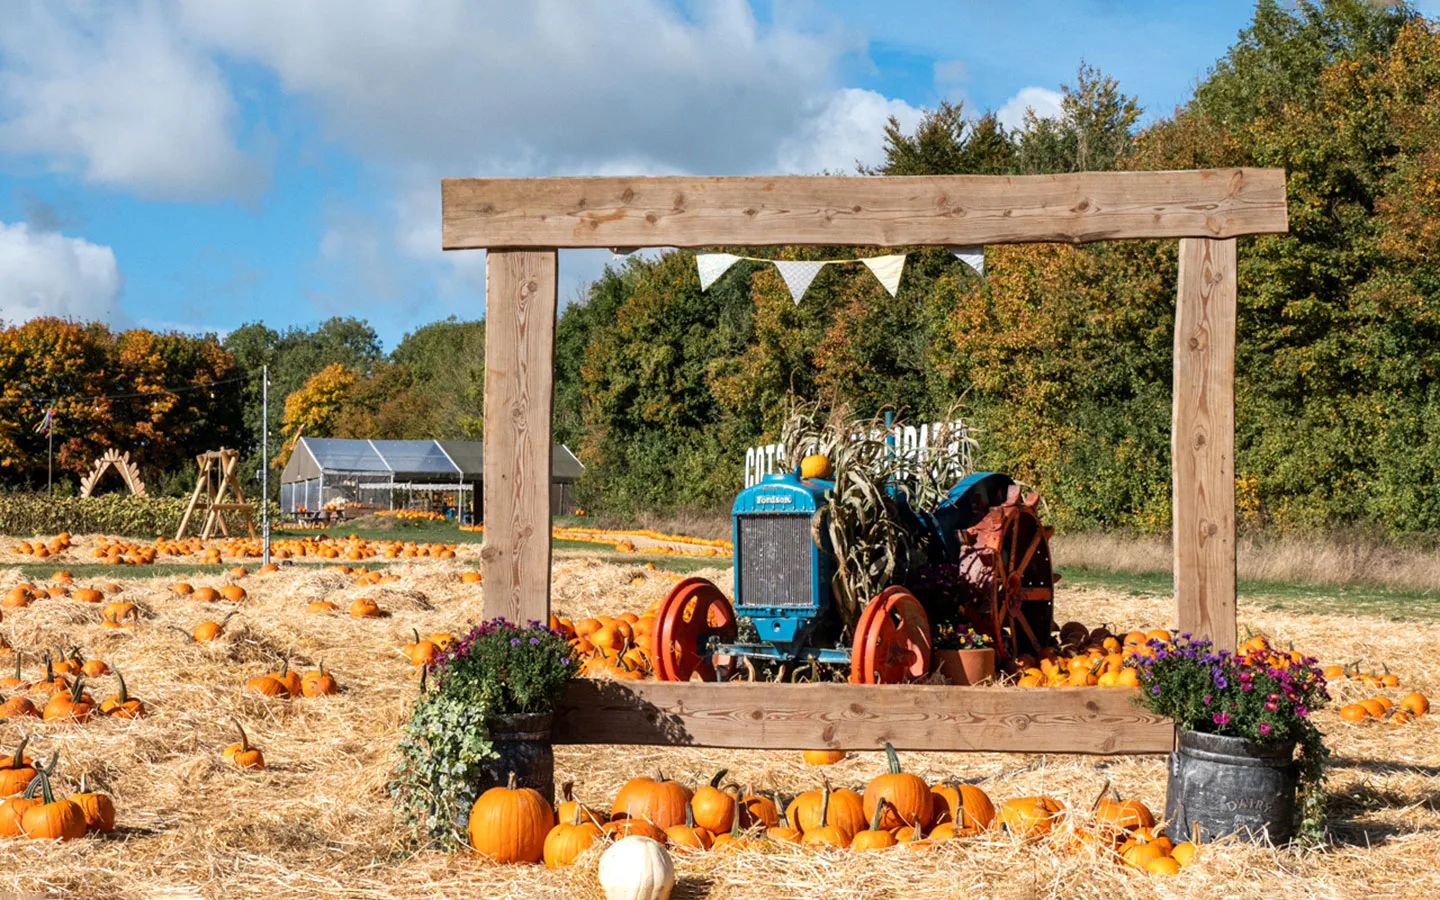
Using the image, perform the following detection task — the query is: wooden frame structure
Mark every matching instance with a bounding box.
[442,167,1288,753]
[78,448,146,498]
[175,448,257,541]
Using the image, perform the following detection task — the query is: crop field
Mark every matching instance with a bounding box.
[0,532,1436,899]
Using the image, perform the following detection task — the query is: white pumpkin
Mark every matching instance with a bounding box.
[597,836,674,900]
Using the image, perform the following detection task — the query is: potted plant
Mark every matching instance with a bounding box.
[1131,633,1329,845]
[390,617,578,846]
[931,624,995,686]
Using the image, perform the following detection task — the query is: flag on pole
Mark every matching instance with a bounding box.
[34,408,53,435]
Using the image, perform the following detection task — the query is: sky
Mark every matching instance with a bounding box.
[1,0,1435,350]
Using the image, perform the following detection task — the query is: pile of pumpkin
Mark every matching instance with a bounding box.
[0,651,147,722]
[468,745,1195,877]
[9,533,71,559]
[550,610,656,680]
[0,744,115,841]
[552,526,732,558]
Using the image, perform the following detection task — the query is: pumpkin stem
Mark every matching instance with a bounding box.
[1089,778,1111,812]
[70,675,85,703]
[79,771,88,794]
[115,670,128,704]
[34,753,58,804]
[684,800,696,829]
[8,734,29,768]
[279,659,289,678]
[709,768,728,789]
[233,718,250,752]
[867,797,886,832]
[11,652,20,681]
[818,783,830,828]
[561,780,575,803]
[220,611,240,627]
[883,741,902,775]
[418,666,428,695]
[43,655,54,682]
[167,625,197,643]
[506,771,518,791]
[411,627,420,644]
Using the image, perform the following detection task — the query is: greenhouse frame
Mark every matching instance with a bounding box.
[278,437,583,517]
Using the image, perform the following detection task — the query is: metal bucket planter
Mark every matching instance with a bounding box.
[1164,730,1298,844]
[475,711,556,804]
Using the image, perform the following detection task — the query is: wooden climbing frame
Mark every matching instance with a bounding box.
[175,448,257,541]
[79,448,146,498]
[441,168,1289,753]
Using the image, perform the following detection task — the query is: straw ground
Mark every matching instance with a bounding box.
[0,539,1436,899]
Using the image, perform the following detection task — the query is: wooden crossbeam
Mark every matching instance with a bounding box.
[443,168,1288,250]
[553,680,1175,754]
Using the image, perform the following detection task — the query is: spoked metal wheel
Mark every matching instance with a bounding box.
[957,484,1055,667]
[849,586,932,684]
[651,577,737,682]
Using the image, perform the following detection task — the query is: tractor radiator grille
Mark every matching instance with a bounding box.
[738,515,814,608]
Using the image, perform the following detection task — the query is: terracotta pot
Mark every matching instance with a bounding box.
[934,648,995,686]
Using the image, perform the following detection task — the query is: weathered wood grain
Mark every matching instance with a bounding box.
[442,169,1288,250]
[482,250,558,625]
[552,680,1175,754]
[1173,237,1238,652]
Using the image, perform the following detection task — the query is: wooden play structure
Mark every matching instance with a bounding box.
[441,167,1289,753]
[175,448,257,540]
[78,448,146,498]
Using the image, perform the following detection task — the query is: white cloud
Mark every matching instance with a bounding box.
[0,2,266,202]
[996,86,1065,132]
[777,88,924,175]
[0,221,122,323]
[176,0,860,178]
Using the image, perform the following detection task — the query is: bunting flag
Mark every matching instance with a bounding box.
[861,254,907,297]
[696,252,742,290]
[696,245,981,301]
[950,246,985,275]
[773,260,827,304]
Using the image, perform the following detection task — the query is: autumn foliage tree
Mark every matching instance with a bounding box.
[0,318,242,487]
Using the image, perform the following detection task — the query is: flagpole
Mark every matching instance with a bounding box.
[262,366,271,566]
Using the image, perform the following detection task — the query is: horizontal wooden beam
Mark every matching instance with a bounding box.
[442,168,1287,250]
[553,680,1175,755]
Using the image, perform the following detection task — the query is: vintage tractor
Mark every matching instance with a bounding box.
[650,467,1057,683]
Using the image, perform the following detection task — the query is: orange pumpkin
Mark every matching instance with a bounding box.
[787,782,866,839]
[798,784,851,848]
[802,749,847,766]
[849,799,898,851]
[223,720,266,770]
[689,769,736,834]
[467,772,554,863]
[930,782,995,831]
[862,743,932,830]
[543,802,603,867]
[999,796,1064,837]
[611,771,692,830]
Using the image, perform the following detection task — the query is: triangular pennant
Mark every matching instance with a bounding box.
[862,254,907,297]
[696,253,742,291]
[773,260,826,304]
[949,246,985,275]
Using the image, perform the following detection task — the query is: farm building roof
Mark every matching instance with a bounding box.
[280,437,583,484]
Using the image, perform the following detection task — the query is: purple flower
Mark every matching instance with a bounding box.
[1257,721,1271,736]
[1151,685,1161,695]
[1213,712,1231,725]
[1203,694,1212,705]
[560,657,571,666]
[510,638,521,646]
[1294,705,1308,718]
[529,636,541,645]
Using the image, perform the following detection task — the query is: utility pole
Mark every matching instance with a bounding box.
[262,366,271,565]
[47,410,53,497]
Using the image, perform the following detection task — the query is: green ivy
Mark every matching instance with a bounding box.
[387,689,495,849]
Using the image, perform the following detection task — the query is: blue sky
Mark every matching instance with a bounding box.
[1,1,1434,350]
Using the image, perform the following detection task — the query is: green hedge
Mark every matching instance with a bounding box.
[0,494,190,538]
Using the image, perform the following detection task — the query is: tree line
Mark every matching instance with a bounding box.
[4,1,1439,541]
